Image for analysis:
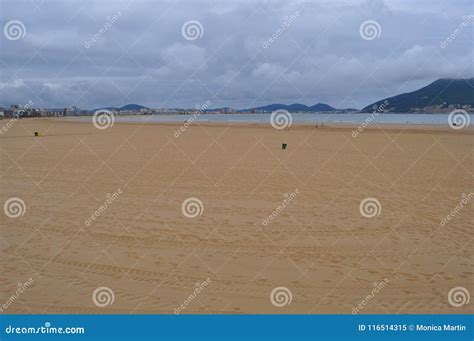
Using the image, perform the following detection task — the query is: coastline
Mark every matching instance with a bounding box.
[35,117,474,135]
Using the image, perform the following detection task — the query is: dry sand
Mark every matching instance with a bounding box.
[1,118,472,314]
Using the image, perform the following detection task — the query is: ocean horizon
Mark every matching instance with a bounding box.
[66,112,473,125]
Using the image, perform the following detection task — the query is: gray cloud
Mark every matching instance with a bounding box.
[0,0,472,109]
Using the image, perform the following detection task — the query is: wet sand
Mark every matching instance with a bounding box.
[1,118,472,314]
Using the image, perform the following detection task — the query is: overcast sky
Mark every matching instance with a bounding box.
[0,0,472,110]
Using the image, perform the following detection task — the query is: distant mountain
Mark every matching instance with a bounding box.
[119,104,148,111]
[92,103,358,113]
[94,104,148,112]
[362,78,474,113]
[309,103,337,112]
[245,103,341,112]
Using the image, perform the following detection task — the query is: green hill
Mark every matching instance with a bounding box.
[362,78,474,112]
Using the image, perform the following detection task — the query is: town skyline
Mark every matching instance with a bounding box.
[2,77,473,117]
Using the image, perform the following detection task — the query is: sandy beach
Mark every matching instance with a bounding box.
[1,118,472,314]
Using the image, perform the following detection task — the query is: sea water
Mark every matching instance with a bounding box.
[70,113,473,125]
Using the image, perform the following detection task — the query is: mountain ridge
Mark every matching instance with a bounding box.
[90,78,473,114]
[361,78,474,112]
[94,104,148,112]
[243,102,356,112]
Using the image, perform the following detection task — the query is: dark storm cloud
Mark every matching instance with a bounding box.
[0,0,472,109]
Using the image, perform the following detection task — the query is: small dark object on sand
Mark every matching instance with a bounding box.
[282,143,287,150]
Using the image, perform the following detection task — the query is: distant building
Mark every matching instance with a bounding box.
[46,108,66,117]
[221,107,235,114]
[3,110,14,118]
[65,106,78,116]
[14,109,26,118]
